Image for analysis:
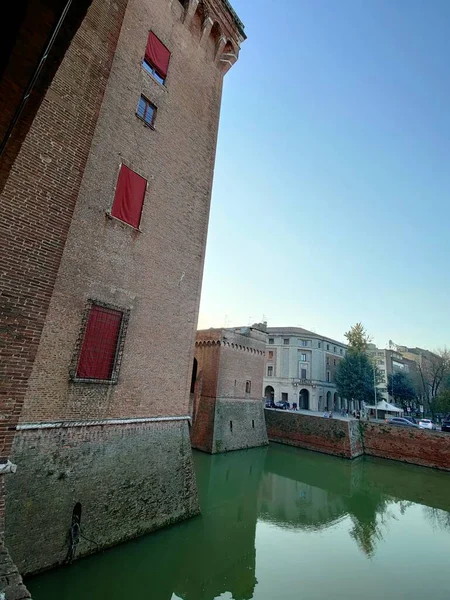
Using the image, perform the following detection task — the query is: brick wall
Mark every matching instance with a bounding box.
[360,422,450,471]
[265,410,450,471]
[13,0,243,425]
[218,337,266,400]
[0,0,129,458]
[3,0,245,573]
[192,328,268,453]
[0,0,93,192]
[265,410,358,458]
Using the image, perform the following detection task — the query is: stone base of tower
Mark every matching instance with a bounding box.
[5,420,199,576]
[192,398,268,454]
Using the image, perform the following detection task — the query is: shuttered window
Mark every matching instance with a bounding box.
[76,305,123,380]
[143,31,170,83]
[111,164,147,229]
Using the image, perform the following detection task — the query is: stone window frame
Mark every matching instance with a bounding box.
[69,299,131,385]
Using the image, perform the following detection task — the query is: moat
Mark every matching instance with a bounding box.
[28,444,450,600]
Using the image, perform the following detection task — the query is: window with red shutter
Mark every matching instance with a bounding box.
[143,31,170,84]
[111,164,147,229]
[76,305,123,381]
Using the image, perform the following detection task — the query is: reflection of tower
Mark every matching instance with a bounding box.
[174,447,267,600]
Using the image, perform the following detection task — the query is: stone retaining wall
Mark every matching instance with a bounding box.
[265,409,362,458]
[360,421,450,471]
[265,409,450,470]
[6,420,199,576]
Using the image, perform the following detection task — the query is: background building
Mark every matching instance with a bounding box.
[367,344,414,401]
[1,0,245,575]
[263,327,347,412]
[191,326,268,453]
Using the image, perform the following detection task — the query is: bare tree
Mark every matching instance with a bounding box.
[416,349,450,416]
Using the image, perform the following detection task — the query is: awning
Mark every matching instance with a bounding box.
[365,400,403,413]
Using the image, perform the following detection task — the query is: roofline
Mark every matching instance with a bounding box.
[266,327,347,348]
[221,0,246,39]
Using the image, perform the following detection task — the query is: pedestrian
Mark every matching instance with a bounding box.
[329,411,333,419]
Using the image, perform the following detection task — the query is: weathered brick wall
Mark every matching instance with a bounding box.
[16,0,241,425]
[218,339,266,400]
[0,0,129,457]
[5,420,198,575]
[212,399,268,453]
[0,0,93,193]
[265,411,450,471]
[192,329,268,453]
[265,410,360,458]
[191,396,216,453]
[360,422,450,471]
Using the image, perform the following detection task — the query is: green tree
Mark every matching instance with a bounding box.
[344,323,372,354]
[434,390,450,416]
[335,351,375,409]
[387,371,416,409]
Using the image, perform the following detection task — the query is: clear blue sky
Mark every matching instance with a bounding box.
[198,0,450,350]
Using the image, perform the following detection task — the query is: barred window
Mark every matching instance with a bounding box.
[75,304,127,382]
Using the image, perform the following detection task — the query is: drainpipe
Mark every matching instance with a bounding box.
[0,0,74,157]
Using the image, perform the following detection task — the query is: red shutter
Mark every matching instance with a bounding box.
[145,31,170,79]
[111,165,147,229]
[77,305,123,380]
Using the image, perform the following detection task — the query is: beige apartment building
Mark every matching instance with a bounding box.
[263,327,347,412]
[367,344,418,402]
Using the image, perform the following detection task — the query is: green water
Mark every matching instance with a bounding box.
[28,444,450,600]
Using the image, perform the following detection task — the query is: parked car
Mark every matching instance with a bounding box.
[274,401,290,410]
[441,420,450,433]
[387,417,419,428]
[403,416,418,424]
[418,419,436,430]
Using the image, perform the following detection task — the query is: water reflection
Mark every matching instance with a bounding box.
[28,445,450,600]
[260,444,450,558]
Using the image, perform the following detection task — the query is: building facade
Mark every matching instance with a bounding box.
[263,327,347,412]
[0,0,245,575]
[367,345,414,402]
[191,327,269,453]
